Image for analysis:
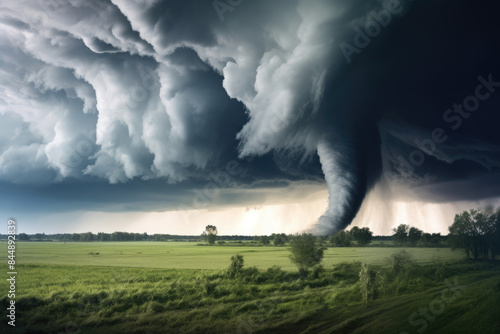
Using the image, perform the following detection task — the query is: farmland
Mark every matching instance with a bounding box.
[1,241,499,333]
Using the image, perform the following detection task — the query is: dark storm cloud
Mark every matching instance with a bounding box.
[1,0,500,234]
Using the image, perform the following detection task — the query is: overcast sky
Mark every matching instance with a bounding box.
[1,0,500,235]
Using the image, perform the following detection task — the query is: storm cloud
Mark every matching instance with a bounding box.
[1,0,500,234]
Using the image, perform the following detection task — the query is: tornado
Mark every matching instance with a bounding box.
[313,133,367,235]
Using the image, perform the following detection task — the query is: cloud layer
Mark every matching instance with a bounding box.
[1,0,500,234]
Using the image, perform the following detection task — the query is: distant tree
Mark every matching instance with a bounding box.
[350,227,360,239]
[351,227,373,246]
[204,225,218,245]
[317,235,328,246]
[408,227,423,246]
[18,233,30,241]
[259,235,270,245]
[80,232,94,242]
[273,233,287,246]
[448,208,499,260]
[330,230,352,247]
[34,233,45,240]
[392,224,410,246]
[420,233,432,247]
[98,232,110,241]
[420,233,443,247]
[71,233,80,241]
[289,233,325,275]
[201,231,208,243]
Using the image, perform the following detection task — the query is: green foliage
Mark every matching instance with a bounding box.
[350,227,373,246]
[333,262,363,283]
[387,250,417,275]
[330,230,352,247]
[18,232,30,240]
[408,226,423,246]
[308,265,325,280]
[288,233,325,275]
[419,232,444,247]
[273,233,287,246]
[227,254,244,278]
[358,263,384,306]
[448,208,500,260]
[392,224,410,246]
[201,225,218,245]
[259,235,271,245]
[1,243,499,334]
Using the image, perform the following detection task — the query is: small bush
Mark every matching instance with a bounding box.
[309,265,325,280]
[239,266,260,282]
[333,262,363,283]
[227,254,244,278]
[387,250,417,275]
[204,281,217,296]
[358,263,384,306]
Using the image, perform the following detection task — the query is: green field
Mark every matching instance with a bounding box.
[12,241,464,269]
[1,242,499,333]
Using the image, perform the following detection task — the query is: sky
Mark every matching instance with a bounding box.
[1,0,500,235]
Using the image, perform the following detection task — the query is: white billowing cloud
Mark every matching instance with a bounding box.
[1,0,352,185]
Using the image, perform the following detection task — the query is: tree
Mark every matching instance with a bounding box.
[80,232,94,242]
[448,208,498,260]
[408,227,423,246]
[200,231,208,243]
[351,227,373,246]
[273,233,287,246]
[34,233,46,240]
[98,232,110,241]
[392,224,410,246]
[203,225,218,245]
[330,230,352,247]
[259,235,270,245]
[227,254,244,278]
[289,233,325,275]
[18,233,30,241]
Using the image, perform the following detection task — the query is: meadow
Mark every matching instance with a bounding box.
[1,241,499,333]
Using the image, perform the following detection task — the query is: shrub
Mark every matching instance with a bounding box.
[358,263,384,306]
[387,250,416,275]
[203,280,217,296]
[309,265,325,280]
[227,254,244,278]
[239,266,260,282]
[333,262,363,283]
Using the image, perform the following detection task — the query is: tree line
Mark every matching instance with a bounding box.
[5,207,498,260]
[8,232,255,242]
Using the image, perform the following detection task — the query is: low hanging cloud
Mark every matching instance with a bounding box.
[1,0,500,234]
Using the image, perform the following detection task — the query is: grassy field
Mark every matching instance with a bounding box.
[10,241,464,269]
[1,241,499,334]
